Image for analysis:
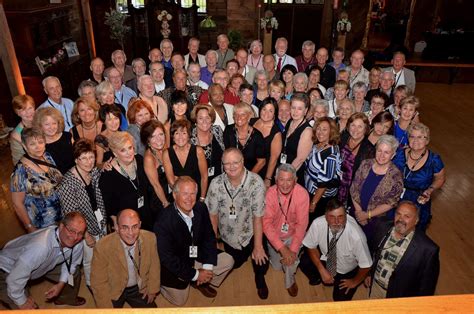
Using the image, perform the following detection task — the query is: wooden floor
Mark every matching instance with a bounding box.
[0,82,473,309]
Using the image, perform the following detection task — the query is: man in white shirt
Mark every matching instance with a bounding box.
[273,37,297,73]
[184,37,207,68]
[235,48,257,84]
[38,76,74,131]
[149,61,167,94]
[299,199,372,301]
[0,212,86,309]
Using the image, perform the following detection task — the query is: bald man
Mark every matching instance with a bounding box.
[91,209,160,308]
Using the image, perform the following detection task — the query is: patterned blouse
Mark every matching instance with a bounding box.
[57,167,107,237]
[304,144,342,198]
[206,170,265,250]
[10,153,62,228]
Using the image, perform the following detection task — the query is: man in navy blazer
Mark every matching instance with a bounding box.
[369,201,440,298]
[154,176,233,306]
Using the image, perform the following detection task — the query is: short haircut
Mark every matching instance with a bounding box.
[370,91,389,108]
[313,117,340,145]
[290,92,310,109]
[325,198,345,214]
[95,80,114,101]
[233,101,254,117]
[229,73,245,85]
[393,51,406,59]
[225,59,239,68]
[239,83,254,94]
[140,119,166,147]
[108,131,134,152]
[137,74,153,91]
[311,99,329,113]
[352,81,367,92]
[400,95,420,109]
[170,90,190,106]
[160,39,173,51]
[126,99,154,124]
[254,69,269,83]
[173,176,198,194]
[205,49,218,60]
[172,68,187,79]
[12,94,35,112]
[33,107,65,134]
[99,104,122,125]
[249,39,262,52]
[73,138,95,160]
[42,76,60,89]
[131,57,146,68]
[293,72,308,86]
[280,64,297,76]
[77,80,97,97]
[347,112,371,136]
[301,40,315,51]
[332,46,344,56]
[72,97,99,126]
[191,104,217,123]
[61,211,86,226]
[336,99,356,116]
[149,61,164,72]
[397,200,420,219]
[269,80,285,94]
[394,84,412,97]
[275,163,297,178]
[170,119,191,137]
[380,71,395,80]
[111,49,126,60]
[334,79,349,90]
[21,127,45,145]
[376,134,399,154]
[222,147,244,161]
[407,122,430,142]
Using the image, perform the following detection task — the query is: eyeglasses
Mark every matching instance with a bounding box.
[77,155,95,162]
[222,159,243,168]
[63,224,85,238]
[409,135,428,141]
[119,224,141,232]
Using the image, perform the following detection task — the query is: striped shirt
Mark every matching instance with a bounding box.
[304,144,341,197]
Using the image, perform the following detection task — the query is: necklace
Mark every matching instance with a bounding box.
[408,149,426,163]
[348,137,363,152]
[251,55,262,68]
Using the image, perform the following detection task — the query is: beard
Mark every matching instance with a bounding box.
[394,220,407,234]
[329,224,344,234]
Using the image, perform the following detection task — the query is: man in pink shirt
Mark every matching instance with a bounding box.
[262,164,309,297]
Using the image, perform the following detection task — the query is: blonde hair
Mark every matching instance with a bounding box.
[71,97,100,126]
[233,102,254,118]
[33,107,65,134]
[191,104,217,123]
[108,131,135,152]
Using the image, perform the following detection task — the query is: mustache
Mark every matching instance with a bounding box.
[395,220,406,227]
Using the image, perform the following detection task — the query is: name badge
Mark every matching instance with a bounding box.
[229,205,237,219]
[94,209,104,224]
[67,273,74,287]
[280,153,287,164]
[208,167,215,176]
[281,223,289,233]
[189,245,198,258]
[137,196,145,208]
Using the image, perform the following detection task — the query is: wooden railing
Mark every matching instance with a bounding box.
[11,294,474,313]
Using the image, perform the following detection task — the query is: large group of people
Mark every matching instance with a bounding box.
[0,34,444,309]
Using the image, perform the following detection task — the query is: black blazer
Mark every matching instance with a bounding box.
[371,222,440,298]
[339,131,375,180]
[154,202,218,289]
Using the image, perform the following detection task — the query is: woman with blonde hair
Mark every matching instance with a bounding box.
[70,97,103,141]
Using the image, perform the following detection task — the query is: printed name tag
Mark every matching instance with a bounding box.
[189,246,198,258]
[280,153,287,164]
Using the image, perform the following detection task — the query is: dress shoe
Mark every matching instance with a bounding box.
[257,282,269,300]
[192,283,217,298]
[309,277,322,286]
[54,296,86,306]
[287,282,298,297]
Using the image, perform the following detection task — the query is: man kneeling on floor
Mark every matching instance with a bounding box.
[91,209,160,308]
[0,212,87,309]
[155,176,234,306]
[299,199,372,301]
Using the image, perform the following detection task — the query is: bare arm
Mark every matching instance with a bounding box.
[291,128,313,171]
[251,158,266,174]
[309,188,326,213]
[265,133,282,185]
[95,144,105,168]
[196,146,209,199]
[252,215,268,265]
[162,149,176,188]
[11,192,36,233]
[143,150,169,206]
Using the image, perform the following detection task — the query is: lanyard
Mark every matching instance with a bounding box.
[48,99,71,128]
[251,55,262,68]
[403,149,427,179]
[115,90,124,106]
[218,50,229,68]
[393,70,402,87]
[127,240,141,276]
[277,190,293,223]
[349,68,361,85]
[223,170,248,203]
[117,160,139,191]
[55,229,73,273]
[235,127,252,151]
[175,205,194,245]
[326,226,345,252]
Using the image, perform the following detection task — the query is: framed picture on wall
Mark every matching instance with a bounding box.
[63,42,79,58]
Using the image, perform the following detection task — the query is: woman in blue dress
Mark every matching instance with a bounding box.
[393,122,446,230]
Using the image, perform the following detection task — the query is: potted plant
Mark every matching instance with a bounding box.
[104,8,131,50]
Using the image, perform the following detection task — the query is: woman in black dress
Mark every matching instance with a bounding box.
[282,92,313,184]
[251,97,282,187]
[33,107,74,174]
[163,119,208,201]
[99,131,154,231]
[70,97,103,142]
[190,104,225,184]
[95,104,122,168]
[223,102,266,174]
[141,120,171,213]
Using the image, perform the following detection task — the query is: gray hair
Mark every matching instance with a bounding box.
[312,99,329,113]
[249,39,263,53]
[137,74,153,91]
[131,57,146,68]
[407,122,430,142]
[42,76,60,89]
[275,163,297,179]
[293,72,308,86]
[160,39,173,51]
[95,80,114,99]
[397,200,420,220]
[352,81,368,92]
[380,71,395,80]
[376,134,399,153]
[302,40,315,52]
[205,49,218,60]
[254,69,268,83]
[173,176,198,194]
[77,80,97,97]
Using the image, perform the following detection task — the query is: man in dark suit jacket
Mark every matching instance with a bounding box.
[154,176,234,306]
[369,201,440,299]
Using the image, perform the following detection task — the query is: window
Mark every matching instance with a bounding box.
[181,0,207,13]
[116,0,145,13]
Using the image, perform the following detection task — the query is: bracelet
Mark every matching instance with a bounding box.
[25,223,33,229]
[368,210,372,220]
[199,197,206,202]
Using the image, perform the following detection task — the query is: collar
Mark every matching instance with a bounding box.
[48,98,62,105]
[225,169,248,188]
[120,237,138,250]
[392,68,403,74]
[54,227,62,248]
[176,204,194,219]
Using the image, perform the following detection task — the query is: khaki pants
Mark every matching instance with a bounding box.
[267,237,300,289]
[0,265,81,309]
[161,252,234,306]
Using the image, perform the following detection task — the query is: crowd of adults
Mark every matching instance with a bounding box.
[0,34,445,309]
